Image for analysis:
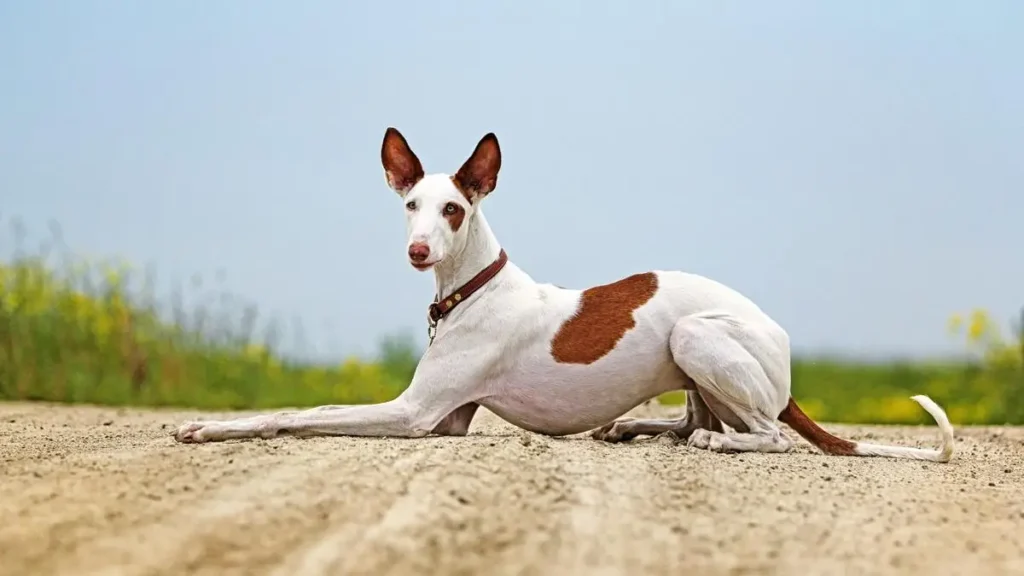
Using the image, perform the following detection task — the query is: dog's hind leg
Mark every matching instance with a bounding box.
[669,313,793,454]
[590,390,722,442]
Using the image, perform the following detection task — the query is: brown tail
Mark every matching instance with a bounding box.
[777,397,858,456]
[778,395,955,462]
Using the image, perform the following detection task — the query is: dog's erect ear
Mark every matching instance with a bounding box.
[381,127,425,195]
[453,133,501,202]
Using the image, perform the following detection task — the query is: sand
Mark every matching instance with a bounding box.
[1,401,1023,576]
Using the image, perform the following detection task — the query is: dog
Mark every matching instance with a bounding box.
[173,128,954,463]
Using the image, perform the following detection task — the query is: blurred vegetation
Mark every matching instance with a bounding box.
[0,220,1021,424]
[0,220,418,410]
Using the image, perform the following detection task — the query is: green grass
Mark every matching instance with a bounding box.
[1,221,1022,424]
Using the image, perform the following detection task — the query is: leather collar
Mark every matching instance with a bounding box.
[427,249,508,342]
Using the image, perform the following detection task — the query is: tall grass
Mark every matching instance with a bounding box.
[0,220,418,410]
[1,220,1021,424]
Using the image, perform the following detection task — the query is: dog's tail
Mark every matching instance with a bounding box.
[778,395,954,463]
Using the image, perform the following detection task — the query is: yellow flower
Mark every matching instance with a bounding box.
[967,309,990,344]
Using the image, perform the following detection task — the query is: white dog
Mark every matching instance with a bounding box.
[173,128,954,463]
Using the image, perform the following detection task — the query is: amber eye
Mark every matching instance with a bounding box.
[444,202,459,215]
[405,200,416,210]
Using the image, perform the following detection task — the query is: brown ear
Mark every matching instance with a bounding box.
[381,127,424,195]
[453,133,501,202]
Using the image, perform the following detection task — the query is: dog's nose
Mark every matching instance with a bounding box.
[408,243,431,262]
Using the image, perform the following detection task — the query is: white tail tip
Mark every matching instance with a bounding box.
[853,395,955,463]
[910,394,955,461]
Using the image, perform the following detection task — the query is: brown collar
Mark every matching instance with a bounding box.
[427,249,508,341]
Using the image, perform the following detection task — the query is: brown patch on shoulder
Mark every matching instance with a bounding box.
[443,202,466,232]
[550,272,659,364]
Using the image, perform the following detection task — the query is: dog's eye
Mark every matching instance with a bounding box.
[405,200,416,210]
[444,203,458,214]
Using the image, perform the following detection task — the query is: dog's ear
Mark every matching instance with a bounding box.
[381,127,424,196]
[453,133,501,202]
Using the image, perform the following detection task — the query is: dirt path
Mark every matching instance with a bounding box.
[1,401,1023,576]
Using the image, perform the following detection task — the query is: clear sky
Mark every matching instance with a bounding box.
[2,1,1021,361]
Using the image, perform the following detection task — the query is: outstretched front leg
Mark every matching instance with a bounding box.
[173,399,440,443]
[175,400,484,443]
[591,390,722,443]
[173,346,490,443]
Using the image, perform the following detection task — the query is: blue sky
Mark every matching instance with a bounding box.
[2,1,1021,361]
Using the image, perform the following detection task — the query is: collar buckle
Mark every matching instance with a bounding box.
[425,249,508,347]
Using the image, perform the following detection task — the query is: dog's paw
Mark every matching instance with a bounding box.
[687,430,735,453]
[707,433,731,453]
[686,428,712,450]
[174,420,218,444]
[590,418,638,443]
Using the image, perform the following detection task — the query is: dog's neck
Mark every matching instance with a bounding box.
[433,207,503,299]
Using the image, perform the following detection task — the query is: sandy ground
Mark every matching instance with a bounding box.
[1,402,1023,576]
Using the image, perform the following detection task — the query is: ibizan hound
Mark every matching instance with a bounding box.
[173,128,955,463]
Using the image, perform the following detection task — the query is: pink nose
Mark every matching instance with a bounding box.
[408,243,431,263]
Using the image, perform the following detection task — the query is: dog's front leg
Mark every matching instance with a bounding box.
[174,398,435,443]
[173,342,494,444]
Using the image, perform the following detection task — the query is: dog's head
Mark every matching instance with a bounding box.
[380,128,501,272]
